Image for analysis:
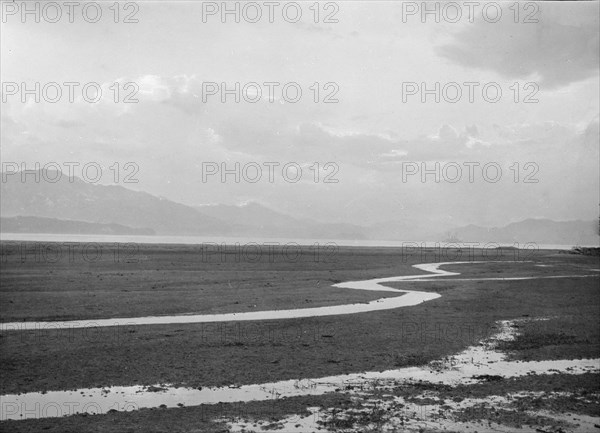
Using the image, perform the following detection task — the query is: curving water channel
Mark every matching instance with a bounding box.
[1,261,596,331]
[1,261,598,421]
[0,261,464,331]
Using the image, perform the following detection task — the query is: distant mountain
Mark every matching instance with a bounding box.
[195,202,303,231]
[1,216,155,236]
[366,218,457,242]
[442,219,599,246]
[0,170,228,235]
[2,170,596,244]
[0,170,365,239]
[195,203,367,239]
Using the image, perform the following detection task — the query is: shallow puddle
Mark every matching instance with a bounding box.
[226,392,600,433]
[1,319,598,421]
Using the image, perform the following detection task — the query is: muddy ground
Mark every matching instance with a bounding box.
[0,242,598,432]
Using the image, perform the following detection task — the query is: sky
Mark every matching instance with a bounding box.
[1,1,599,228]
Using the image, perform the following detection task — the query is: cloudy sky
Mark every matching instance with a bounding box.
[1,1,599,228]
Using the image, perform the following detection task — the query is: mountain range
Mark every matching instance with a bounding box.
[446,219,599,246]
[1,215,155,236]
[1,170,598,246]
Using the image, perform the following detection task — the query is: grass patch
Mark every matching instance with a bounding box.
[497,318,599,361]
[453,404,569,430]
[0,393,352,433]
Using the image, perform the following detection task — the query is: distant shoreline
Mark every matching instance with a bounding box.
[1,232,597,250]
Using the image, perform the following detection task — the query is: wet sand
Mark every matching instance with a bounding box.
[2,318,598,421]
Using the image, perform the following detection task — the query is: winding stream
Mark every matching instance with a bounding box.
[0,261,464,331]
[1,261,596,332]
[1,261,598,421]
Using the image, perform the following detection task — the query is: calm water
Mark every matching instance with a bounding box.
[0,232,590,250]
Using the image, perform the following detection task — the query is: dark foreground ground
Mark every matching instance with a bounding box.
[0,242,598,432]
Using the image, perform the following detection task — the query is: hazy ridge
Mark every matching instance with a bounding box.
[1,170,597,245]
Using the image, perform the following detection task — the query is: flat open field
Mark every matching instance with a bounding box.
[0,242,599,432]
[0,242,404,322]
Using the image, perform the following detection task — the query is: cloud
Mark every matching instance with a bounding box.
[436,4,599,89]
[54,119,85,128]
[1,69,597,227]
[582,116,599,151]
[135,75,173,101]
